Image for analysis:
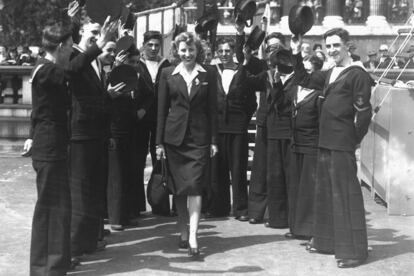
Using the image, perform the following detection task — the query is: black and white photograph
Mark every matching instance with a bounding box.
[0,0,413,275]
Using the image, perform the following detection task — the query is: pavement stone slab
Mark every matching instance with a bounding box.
[0,155,413,276]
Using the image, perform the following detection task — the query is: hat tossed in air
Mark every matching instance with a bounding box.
[234,0,257,27]
[108,64,139,93]
[120,6,136,30]
[86,0,123,25]
[246,26,266,51]
[288,5,314,35]
[195,13,218,34]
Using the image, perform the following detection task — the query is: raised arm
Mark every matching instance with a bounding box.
[291,35,327,89]
[235,21,246,64]
[66,17,119,75]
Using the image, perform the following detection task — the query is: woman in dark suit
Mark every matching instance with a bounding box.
[156,32,218,256]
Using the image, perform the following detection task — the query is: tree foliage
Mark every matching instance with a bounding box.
[0,0,174,47]
[0,0,72,47]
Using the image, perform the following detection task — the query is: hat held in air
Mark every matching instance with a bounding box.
[288,5,314,35]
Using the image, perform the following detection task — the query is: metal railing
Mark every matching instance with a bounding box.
[182,1,269,25]
[134,4,182,56]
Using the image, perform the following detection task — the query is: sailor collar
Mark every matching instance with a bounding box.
[73,44,85,53]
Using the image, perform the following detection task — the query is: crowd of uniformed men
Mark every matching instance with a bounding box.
[26,2,374,275]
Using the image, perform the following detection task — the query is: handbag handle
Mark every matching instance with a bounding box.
[159,158,168,188]
[160,158,167,184]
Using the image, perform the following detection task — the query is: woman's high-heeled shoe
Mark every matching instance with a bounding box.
[178,237,189,249]
[188,247,200,257]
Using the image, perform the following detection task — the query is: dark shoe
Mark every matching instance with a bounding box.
[306,244,319,253]
[69,256,81,270]
[306,244,334,255]
[130,212,141,218]
[126,220,139,227]
[95,240,107,252]
[178,238,189,249]
[188,247,200,257]
[295,235,312,240]
[265,222,277,228]
[300,241,311,247]
[235,215,249,222]
[264,222,288,229]
[337,259,364,268]
[103,229,111,236]
[204,212,214,219]
[111,224,125,231]
[305,238,317,253]
[249,218,263,224]
[284,232,295,239]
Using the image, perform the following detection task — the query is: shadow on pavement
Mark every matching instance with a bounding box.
[68,214,281,275]
[366,222,414,265]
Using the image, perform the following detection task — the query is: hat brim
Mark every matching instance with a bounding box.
[116,36,135,55]
[246,26,265,51]
[195,16,217,34]
[288,5,314,35]
[108,64,139,93]
[234,0,257,23]
[269,49,293,68]
[120,7,136,30]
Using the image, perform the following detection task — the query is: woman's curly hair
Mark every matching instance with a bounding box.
[171,32,205,64]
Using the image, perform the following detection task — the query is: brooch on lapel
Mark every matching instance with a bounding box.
[193,78,200,86]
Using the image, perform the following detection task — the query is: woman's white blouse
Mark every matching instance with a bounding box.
[172,62,206,95]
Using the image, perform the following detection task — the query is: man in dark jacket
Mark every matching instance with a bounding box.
[27,19,117,275]
[235,23,289,225]
[287,54,324,240]
[240,43,295,229]
[207,37,257,220]
[107,46,143,231]
[69,20,117,259]
[263,48,295,229]
[132,31,171,217]
[291,28,373,268]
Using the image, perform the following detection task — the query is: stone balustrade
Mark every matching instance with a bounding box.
[0,65,33,105]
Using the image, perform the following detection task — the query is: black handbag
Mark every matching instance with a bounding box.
[147,158,170,210]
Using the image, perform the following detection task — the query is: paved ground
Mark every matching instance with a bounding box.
[0,152,413,276]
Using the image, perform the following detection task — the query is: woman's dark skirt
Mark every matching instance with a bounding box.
[289,151,317,237]
[165,135,210,196]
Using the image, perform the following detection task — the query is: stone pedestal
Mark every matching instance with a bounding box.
[21,76,31,105]
[322,15,345,28]
[366,15,391,33]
